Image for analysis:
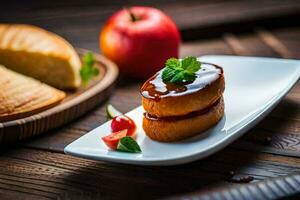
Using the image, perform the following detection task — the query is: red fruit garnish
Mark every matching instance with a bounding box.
[102,129,127,150]
[111,115,136,137]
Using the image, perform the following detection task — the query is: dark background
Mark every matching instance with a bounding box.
[1,0,300,52]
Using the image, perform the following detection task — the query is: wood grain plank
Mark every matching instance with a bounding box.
[0,148,226,199]
[167,174,300,200]
[0,189,51,200]
[1,148,300,199]
[231,33,280,57]
[1,0,300,42]
[268,27,300,58]
[256,29,294,58]
[223,33,250,56]
[180,38,233,57]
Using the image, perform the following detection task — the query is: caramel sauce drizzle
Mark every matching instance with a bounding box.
[141,62,223,101]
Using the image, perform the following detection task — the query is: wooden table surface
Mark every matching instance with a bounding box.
[1,1,300,199]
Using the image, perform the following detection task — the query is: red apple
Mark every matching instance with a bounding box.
[100,6,181,78]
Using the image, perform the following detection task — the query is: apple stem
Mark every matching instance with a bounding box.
[126,8,139,22]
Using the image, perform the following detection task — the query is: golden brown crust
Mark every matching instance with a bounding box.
[0,24,81,89]
[142,74,225,117]
[143,96,224,142]
[0,65,66,122]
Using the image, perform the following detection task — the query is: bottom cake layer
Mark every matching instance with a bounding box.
[143,96,224,142]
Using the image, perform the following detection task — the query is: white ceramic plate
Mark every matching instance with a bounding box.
[65,56,300,166]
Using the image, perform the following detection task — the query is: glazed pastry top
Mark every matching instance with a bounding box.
[141,62,223,101]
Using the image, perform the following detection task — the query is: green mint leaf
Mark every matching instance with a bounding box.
[117,136,142,153]
[83,52,95,67]
[169,71,196,84]
[162,56,201,84]
[170,71,185,84]
[183,57,201,73]
[162,67,177,82]
[182,71,196,82]
[166,58,180,69]
[181,56,194,69]
[80,52,99,86]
